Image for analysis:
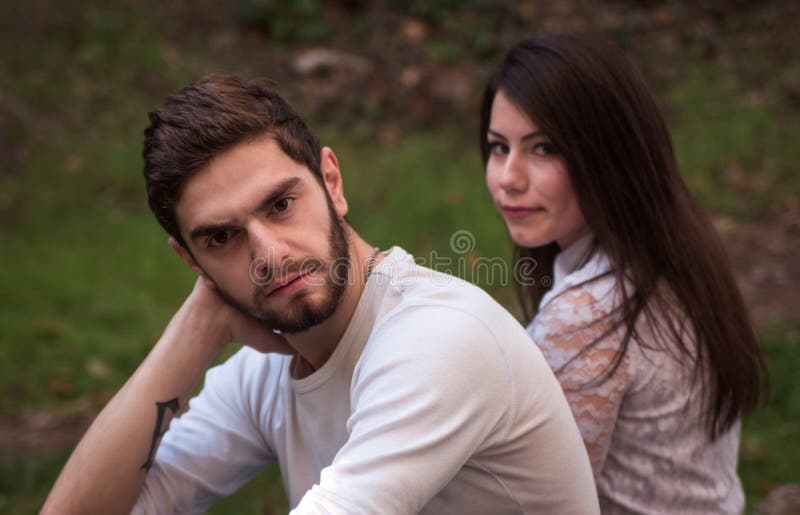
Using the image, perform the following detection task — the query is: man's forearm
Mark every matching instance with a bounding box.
[41,299,226,515]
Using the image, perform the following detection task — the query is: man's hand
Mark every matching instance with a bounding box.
[170,276,295,356]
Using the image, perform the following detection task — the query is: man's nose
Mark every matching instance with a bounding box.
[247,221,290,284]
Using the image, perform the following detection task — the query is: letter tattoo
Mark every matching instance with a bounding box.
[140,397,179,471]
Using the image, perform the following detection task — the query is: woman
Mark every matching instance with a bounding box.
[480,34,766,513]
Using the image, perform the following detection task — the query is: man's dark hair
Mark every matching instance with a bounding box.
[143,74,322,246]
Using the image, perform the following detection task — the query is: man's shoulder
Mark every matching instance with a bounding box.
[374,277,522,348]
[354,246,537,378]
[364,285,531,369]
[372,246,514,325]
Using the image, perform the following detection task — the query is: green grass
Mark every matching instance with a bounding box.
[0,450,72,514]
[740,324,800,509]
[667,64,800,215]
[325,129,514,276]
[208,465,288,514]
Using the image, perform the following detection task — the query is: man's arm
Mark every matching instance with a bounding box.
[41,278,288,515]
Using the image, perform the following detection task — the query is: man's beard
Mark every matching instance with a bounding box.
[210,200,350,334]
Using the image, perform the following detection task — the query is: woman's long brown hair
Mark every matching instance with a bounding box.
[480,34,767,439]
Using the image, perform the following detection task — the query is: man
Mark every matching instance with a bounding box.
[43,75,598,514]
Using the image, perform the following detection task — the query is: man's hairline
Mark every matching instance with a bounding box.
[167,125,328,231]
[171,149,338,257]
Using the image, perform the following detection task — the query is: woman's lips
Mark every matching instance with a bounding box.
[501,205,545,220]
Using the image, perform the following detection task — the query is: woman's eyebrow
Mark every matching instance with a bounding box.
[487,128,545,141]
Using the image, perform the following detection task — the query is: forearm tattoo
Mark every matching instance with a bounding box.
[140,397,179,471]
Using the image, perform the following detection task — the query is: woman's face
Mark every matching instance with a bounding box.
[485,90,588,249]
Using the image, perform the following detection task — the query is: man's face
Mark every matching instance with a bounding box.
[175,135,351,333]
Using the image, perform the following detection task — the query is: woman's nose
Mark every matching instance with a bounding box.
[498,152,529,193]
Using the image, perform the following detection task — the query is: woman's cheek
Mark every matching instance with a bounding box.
[532,167,571,202]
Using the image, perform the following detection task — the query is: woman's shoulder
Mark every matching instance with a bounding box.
[529,245,694,377]
[528,249,624,376]
[537,246,617,325]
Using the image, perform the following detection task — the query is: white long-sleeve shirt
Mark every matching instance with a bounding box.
[529,233,744,514]
[135,247,598,514]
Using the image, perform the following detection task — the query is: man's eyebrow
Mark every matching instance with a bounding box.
[253,177,302,214]
[487,128,545,142]
[188,176,303,242]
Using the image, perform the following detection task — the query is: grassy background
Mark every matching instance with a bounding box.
[1,1,798,513]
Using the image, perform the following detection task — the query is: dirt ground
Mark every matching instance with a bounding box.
[717,210,800,327]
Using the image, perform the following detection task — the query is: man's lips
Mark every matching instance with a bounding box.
[262,270,313,297]
[501,205,545,220]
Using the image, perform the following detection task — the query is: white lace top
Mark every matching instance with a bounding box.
[528,233,744,514]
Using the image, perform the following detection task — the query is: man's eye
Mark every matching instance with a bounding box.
[208,231,232,248]
[274,197,294,212]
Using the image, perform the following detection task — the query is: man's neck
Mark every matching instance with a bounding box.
[284,231,378,375]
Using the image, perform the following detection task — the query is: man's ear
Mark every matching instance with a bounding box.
[320,147,349,218]
[168,237,216,290]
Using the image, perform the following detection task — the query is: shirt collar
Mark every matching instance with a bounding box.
[551,232,597,290]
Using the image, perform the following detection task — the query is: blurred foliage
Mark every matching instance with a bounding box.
[667,63,800,214]
[231,0,522,60]
[233,0,330,45]
[387,0,520,60]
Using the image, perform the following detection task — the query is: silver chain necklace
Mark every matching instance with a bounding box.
[365,247,380,281]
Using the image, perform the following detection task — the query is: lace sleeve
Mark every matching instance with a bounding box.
[529,285,632,479]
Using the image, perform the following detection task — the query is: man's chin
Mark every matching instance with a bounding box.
[257,304,338,334]
[250,288,342,334]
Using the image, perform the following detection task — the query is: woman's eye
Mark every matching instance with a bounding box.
[488,141,509,156]
[274,197,294,212]
[533,142,557,157]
